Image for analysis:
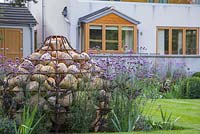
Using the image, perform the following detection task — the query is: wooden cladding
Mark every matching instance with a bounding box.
[82,12,138,54]
[0,28,23,60]
[91,13,133,25]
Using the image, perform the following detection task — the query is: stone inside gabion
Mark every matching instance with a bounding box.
[7,35,104,90]
[0,35,112,132]
[3,35,106,116]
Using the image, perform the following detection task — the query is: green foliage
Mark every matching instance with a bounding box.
[110,102,142,132]
[180,77,200,98]
[65,87,97,133]
[6,0,38,7]
[146,99,200,131]
[163,80,182,99]
[32,110,50,134]
[15,106,44,134]
[192,72,200,78]
[0,117,15,134]
[108,74,151,132]
[147,106,180,130]
[142,77,161,99]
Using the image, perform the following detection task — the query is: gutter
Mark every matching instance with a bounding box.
[29,24,33,53]
[42,0,45,42]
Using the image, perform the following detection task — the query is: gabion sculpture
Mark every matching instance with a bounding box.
[1,35,110,132]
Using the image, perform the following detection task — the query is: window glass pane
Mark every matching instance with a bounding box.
[159,0,168,3]
[186,30,197,55]
[122,26,134,52]
[106,26,118,50]
[158,29,169,54]
[148,0,154,3]
[172,29,183,54]
[89,26,102,50]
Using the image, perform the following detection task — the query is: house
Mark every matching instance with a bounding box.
[0,3,37,60]
[28,0,200,73]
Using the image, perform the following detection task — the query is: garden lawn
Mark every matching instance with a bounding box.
[108,99,200,134]
[141,99,200,134]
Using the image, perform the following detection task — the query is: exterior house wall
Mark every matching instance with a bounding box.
[29,1,200,53]
[0,25,34,57]
[29,0,200,73]
[93,54,200,74]
[28,0,70,46]
[69,0,200,54]
[122,0,190,4]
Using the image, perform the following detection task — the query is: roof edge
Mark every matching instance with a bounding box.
[79,6,140,25]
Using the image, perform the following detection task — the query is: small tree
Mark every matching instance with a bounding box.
[6,0,38,7]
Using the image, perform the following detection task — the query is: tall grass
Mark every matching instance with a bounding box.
[147,105,181,130]
[14,106,44,134]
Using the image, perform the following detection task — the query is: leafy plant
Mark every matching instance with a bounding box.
[65,86,97,133]
[108,74,150,132]
[111,109,140,132]
[192,72,200,78]
[32,109,50,134]
[14,106,44,134]
[147,105,180,130]
[6,0,38,7]
[0,117,15,134]
[180,77,200,98]
[163,80,182,99]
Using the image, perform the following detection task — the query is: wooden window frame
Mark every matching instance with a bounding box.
[85,23,137,54]
[156,26,199,55]
[89,25,103,50]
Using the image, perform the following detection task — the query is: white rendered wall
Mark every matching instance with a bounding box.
[69,0,200,53]
[28,0,70,47]
[29,0,200,53]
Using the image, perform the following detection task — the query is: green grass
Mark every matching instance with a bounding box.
[103,99,200,134]
[146,99,200,130]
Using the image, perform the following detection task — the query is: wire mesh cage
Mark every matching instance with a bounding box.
[1,35,111,133]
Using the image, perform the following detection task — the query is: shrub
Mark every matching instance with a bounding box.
[192,72,200,78]
[0,117,15,134]
[163,80,182,99]
[180,77,200,98]
[65,87,97,133]
[108,73,153,132]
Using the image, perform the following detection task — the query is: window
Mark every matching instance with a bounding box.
[172,29,183,54]
[159,0,168,3]
[87,24,137,53]
[148,0,154,3]
[186,30,197,55]
[157,27,199,55]
[122,26,134,52]
[148,0,168,3]
[89,26,102,50]
[106,26,118,50]
[158,29,169,54]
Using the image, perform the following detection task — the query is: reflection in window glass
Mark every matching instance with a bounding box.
[122,26,134,52]
[186,30,197,55]
[106,26,118,50]
[148,0,154,3]
[159,0,168,3]
[158,29,169,54]
[172,29,183,54]
[89,26,102,50]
